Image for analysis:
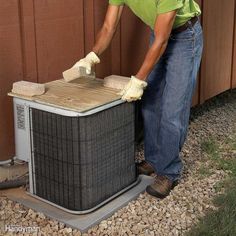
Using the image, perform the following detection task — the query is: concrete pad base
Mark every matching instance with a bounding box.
[6,175,154,233]
[0,162,28,182]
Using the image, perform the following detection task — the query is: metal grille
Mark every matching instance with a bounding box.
[30,103,137,211]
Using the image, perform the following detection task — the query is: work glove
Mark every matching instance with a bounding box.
[119,76,147,102]
[72,51,100,74]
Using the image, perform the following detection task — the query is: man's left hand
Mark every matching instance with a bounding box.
[119,76,147,102]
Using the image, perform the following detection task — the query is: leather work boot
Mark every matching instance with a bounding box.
[146,174,179,199]
[137,161,155,175]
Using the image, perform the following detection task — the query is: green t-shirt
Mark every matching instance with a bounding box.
[109,0,201,29]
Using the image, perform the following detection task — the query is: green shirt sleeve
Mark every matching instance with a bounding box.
[157,0,184,14]
[109,0,125,5]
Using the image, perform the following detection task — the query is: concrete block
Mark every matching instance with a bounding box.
[12,81,45,96]
[103,75,130,90]
[63,67,95,82]
[63,67,82,82]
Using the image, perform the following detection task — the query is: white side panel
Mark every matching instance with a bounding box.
[13,97,35,194]
[13,98,31,162]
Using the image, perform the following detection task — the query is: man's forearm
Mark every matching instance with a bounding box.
[135,39,168,81]
[92,26,116,56]
[92,5,123,56]
[136,11,176,81]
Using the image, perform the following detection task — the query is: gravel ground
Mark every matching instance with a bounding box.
[1,90,236,236]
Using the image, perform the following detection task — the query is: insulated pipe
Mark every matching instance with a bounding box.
[0,157,26,166]
[0,157,16,166]
[0,177,27,190]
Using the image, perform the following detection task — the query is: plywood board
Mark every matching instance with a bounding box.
[9,78,121,113]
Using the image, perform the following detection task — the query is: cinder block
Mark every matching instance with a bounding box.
[12,81,45,97]
[63,67,95,82]
[63,67,82,82]
[103,75,130,90]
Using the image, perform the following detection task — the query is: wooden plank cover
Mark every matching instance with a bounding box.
[9,78,121,113]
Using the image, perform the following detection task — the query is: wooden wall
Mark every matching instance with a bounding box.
[0,0,236,160]
[0,0,24,161]
[232,0,236,89]
[191,0,202,106]
[200,0,236,102]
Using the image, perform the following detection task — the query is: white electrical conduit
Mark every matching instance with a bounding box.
[0,157,25,166]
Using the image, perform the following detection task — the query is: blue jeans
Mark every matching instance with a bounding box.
[141,20,203,181]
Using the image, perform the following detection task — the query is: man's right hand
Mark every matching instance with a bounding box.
[72,51,100,75]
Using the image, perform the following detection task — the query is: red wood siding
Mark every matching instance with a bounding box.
[191,0,202,106]
[0,0,23,160]
[232,0,236,89]
[200,0,235,102]
[34,0,85,83]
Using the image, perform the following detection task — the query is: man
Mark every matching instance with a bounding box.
[69,0,203,199]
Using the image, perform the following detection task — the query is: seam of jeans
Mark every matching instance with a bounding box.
[153,37,195,175]
[178,34,195,151]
